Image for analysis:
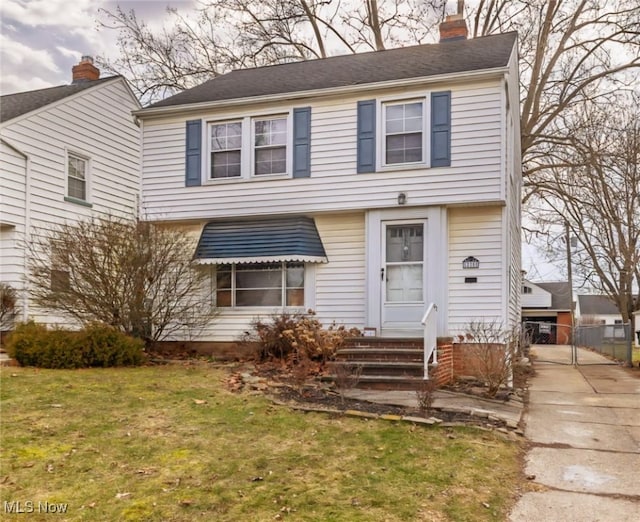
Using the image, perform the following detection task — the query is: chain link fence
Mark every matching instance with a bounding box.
[574,323,632,361]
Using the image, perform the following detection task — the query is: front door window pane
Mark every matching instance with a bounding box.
[386,225,423,262]
[386,265,422,302]
[385,224,424,303]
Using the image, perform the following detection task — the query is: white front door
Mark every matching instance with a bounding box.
[381,220,426,331]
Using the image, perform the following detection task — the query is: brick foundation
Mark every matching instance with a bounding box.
[431,338,454,386]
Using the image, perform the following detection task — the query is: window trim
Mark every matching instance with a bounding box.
[50,241,71,292]
[214,261,306,309]
[377,95,430,171]
[204,112,293,183]
[209,120,243,180]
[65,150,90,203]
[251,115,290,178]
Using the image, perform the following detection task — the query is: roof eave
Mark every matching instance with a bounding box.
[0,77,133,128]
[134,66,510,119]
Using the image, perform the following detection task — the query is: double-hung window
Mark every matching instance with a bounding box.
[254,117,287,175]
[383,100,424,165]
[216,262,304,307]
[206,116,289,180]
[67,152,88,201]
[50,241,70,292]
[210,121,242,179]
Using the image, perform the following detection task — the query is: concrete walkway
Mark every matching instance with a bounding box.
[509,345,640,522]
[343,386,524,429]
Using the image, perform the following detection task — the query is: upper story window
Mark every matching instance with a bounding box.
[523,286,533,294]
[254,117,287,175]
[211,121,242,179]
[383,100,424,165]
[206,114,290,181]
[67,152,88,201]
[356,91,450,174]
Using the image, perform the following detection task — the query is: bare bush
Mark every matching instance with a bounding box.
[462,321,519,398]
[27,215,216,345]
[333,361,363,405]
[415,378,437,415]
[0,283,17,331]
[243,310,361,363]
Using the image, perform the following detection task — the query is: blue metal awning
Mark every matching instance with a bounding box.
[193,216,328,264]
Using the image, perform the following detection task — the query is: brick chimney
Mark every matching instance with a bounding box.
[439,0,468,42]
[72,55,100,83]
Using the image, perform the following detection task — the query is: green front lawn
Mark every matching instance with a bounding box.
[0,364,523,521]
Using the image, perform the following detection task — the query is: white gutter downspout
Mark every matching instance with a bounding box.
[1,137,31,322]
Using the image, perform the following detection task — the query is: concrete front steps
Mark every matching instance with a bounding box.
[327,337,433,391]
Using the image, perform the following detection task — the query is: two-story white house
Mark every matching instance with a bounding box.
[135,15,521,353]
[0,57,141,326]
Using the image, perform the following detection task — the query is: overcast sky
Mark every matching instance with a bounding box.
[0,0,197,95]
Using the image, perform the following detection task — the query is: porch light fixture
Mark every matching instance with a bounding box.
[397,192,407,205]
[462,256,480,269]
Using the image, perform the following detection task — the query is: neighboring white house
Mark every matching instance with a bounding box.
[576,295,624,326]
[0,57,141,325]
[576,294,633,343]
[134,14,522,346]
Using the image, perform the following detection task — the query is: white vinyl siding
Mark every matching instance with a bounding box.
[0,79,140,327]
[521,284,553,308]
[184,213,366,342]
[140,81,504,221]
[313,213,366,328]
[448,206,504,335]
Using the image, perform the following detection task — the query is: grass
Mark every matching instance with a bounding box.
[0,364,524,521]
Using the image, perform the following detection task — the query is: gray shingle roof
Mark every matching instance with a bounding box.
[535,282,573,310]
[1,77,119,123]
[147,32,517,109]
[578,295,620,316]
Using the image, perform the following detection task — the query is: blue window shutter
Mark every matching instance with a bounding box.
[431,91,451,167]
[357,100,376,173]
[185,119,202,186]
[293,107,311,178]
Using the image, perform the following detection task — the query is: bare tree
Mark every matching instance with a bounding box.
[98,1,639,193]
[531,96,640,332]
[27,216,216,344]
[97,0,445,103]
[470,0,640,199]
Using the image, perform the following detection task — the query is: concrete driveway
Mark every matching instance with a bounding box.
[509,345,640,521]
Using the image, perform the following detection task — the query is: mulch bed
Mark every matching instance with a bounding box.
[226,362,515,430]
